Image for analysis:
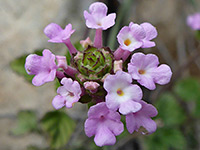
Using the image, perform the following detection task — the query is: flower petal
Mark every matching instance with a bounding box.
[94,126,116,147]
[153,64,172,85]
[101,13,116,30]
[52,95,65,110]
[130,23,146,40]
[119,100,142,115]
[141,40,156,48]
[44,23,62,39]
[84,118,99,137]
[140,22,157,40]
[138,75,156,90]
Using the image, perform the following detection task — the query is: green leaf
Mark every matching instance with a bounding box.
[174,77,200,102]
[40,110,75,149]
[10,49,43,83]
[11,110,38,135]
[66,50,71,65]
[145,127,186,150]
[54,78,61,91]
[156,93,186,126]
[193,97,200,117]
[10,54,34,83]
[195,30,200,41]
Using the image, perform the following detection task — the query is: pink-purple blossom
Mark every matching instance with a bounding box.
[117,23,145,52]
[52,77,82,109]
[128,52,172,90]
[117,22,157,52]
[187,12,200,30]
[44,23,77,54]
[126,100,158,134]
[44,23,75,43]
[84,102,124,147]
[25,49,57,86]
[103,71,143,115]
[84,2,116,30]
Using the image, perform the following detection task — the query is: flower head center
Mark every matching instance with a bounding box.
[138,69,145,75]
[117,88,124,96]
[124,39,131,46]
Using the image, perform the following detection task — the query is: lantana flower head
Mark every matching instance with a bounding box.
[104,71,143,115]
[187,12,200,30]
[128,52,172,90]
[84,102,124,147]
[25,49,57,86]
[24,1,172,147]
[52,77,82,109]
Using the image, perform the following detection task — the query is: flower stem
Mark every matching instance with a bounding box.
[94,29,102,48]
[64,38,78,55]
[63,66,78,78]
[114,47,131,61]
[56,71,65,79]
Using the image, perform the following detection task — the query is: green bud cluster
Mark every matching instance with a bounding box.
[73,46,114,81]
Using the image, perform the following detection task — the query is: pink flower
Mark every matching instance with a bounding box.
[44,23,75,43]
[44,23,77,54]
[103,71,143,115]
[52,77,82,109]
[84,102,124,147]
[187,12,200,30]
[117,22,157,52]
[117,23,145,52]
[126,100,158,134]
[128,53,172,90]
[25,49,57,86]
[84,2,116,30]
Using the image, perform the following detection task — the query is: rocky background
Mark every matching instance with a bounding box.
[0,0,200,150]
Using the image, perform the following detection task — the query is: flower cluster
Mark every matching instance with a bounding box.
[25,2,172,147]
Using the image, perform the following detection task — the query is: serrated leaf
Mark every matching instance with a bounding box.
[11,110,37,135]
[10,49,44,83]
[41,110,75,149]
[156,93,186,126]
[174,77,200,102]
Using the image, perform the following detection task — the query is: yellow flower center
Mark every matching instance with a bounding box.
[117,88,124,96]
[138,69,145,74]
[124,39,131,46]
[97,22,102,26]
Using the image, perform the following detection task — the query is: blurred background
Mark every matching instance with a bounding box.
[0,0,200,149]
